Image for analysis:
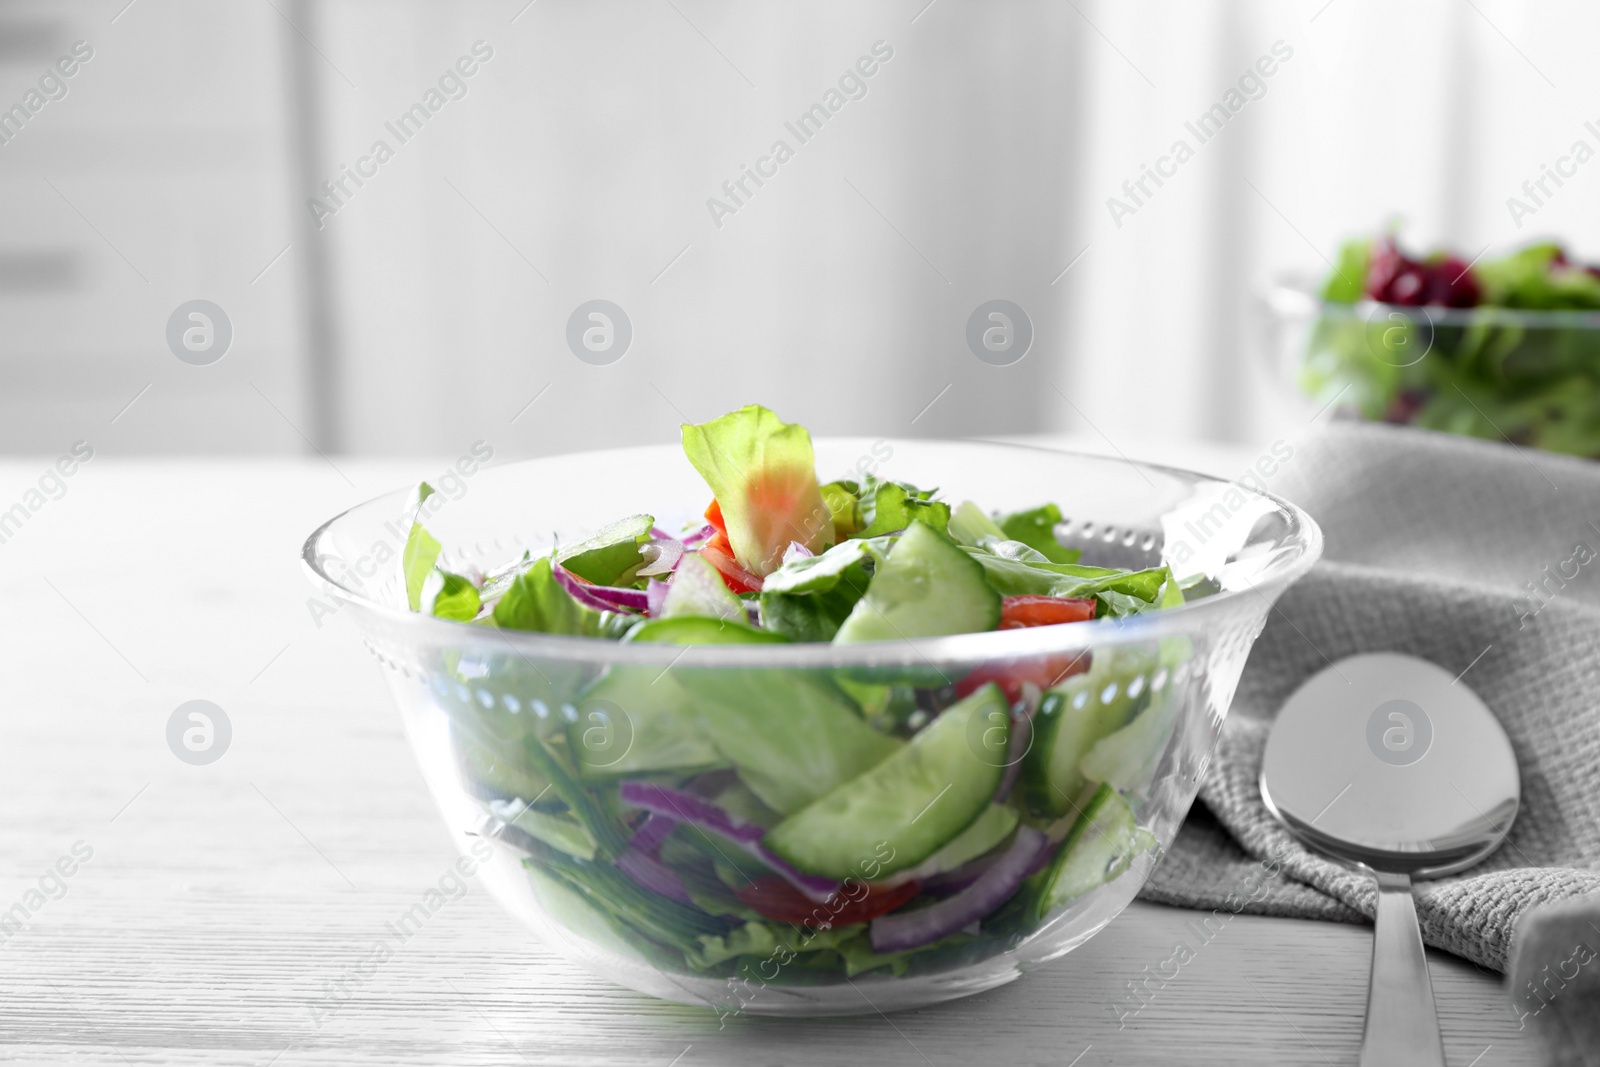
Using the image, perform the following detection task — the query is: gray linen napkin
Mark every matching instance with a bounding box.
[1138,421,1600,986]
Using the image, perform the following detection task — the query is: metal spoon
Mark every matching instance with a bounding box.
[1260,652,1519,1067]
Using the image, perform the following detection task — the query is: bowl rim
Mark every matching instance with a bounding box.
[1267,278,1600,328]
[300,438,1324,667]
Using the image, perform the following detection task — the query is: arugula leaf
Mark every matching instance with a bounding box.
[680,405,833,576]
[492,557,606,636]
[856,479,950,538]
[996,503,1080,564]
[967,546,1169,604]
[965,551,1113,597]
[1095,589,1151,617]
[557,513,654,586]
[1064,567,1172,604]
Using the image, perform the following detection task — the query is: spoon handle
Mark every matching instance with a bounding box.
[1359,869,1445,1067]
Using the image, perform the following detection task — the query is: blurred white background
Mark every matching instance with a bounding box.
[1,0,1595,459]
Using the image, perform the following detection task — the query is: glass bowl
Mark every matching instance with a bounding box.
[1263,281,1600,458]
[301,438,1321,1016]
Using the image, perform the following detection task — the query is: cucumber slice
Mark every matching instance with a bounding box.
[1031,784,1155,919]
[1080,692,1177,793]
[834,521,1001,644]
[762,683,1007,879]
[1023,667,1143,817]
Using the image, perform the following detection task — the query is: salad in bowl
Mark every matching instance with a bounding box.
[1269,233,1600,458]
[303,406,1321,1015]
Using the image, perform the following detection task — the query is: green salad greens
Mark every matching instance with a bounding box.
[1302,233,1600,457]
[407,405,1182,994]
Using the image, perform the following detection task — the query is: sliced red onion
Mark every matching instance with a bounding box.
[995,710,1034,802]
[1025,836,1057,877]
[923,827,1055,896]
[637,538,685,577]
[870,826,1046,954]
[781,541,815,566]
[552,563,624,614]
[681,523,716,547]
[552,563,649,613]
[616,847,694,904]
[629,812,676,856]
[582,584,650,613]
[619,780,840,902]
[645,579,671,617]
[619,781,765,845]
[922,851,1003,896]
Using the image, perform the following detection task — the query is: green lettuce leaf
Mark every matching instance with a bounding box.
[856,480,950,538]
[947,500,1005,546]
[758,538,884,642]
[675,667,901,813]
[759,538,878,595]
[557,513,654,586]
[492,557,606,636]
[680,405,833,576]
[819,480,862,539]
[426,571,482,621]
[402,483,441,611]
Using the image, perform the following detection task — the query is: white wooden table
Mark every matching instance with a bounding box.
[0,454,1536,1065]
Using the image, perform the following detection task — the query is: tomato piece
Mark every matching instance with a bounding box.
[701,500,765,592]
[952,597,1096,699]
[699,543,763,594]
[734,875,922,927]
[999,595,1097,629]
[955,652,1091,704]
